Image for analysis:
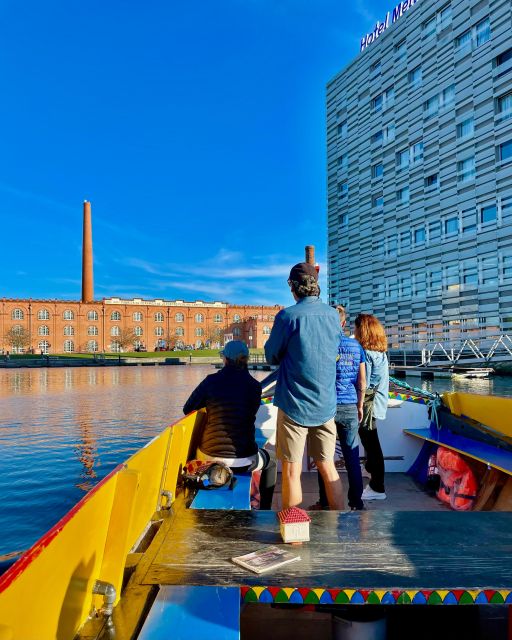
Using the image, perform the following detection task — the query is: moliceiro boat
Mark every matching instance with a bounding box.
[1,386,512,639]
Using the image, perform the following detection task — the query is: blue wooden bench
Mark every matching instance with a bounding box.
[404,426,512,476]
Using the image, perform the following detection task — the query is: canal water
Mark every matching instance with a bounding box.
[0,365,511,559]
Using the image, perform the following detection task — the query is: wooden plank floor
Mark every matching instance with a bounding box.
[141,507,512,591]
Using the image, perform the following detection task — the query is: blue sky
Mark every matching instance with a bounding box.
[0,0,382,306]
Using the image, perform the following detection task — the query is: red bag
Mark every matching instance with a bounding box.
[436,447,477,511]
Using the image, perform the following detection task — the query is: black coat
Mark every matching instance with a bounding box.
[183,365,261,459]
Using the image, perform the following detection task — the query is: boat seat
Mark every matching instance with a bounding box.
[404,427,512,476]
[137,585,240,640]
[190,472,253,510]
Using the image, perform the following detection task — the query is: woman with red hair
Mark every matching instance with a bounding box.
[354,314,389,501]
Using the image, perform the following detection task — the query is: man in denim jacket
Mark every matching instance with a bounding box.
[265,262,343,510]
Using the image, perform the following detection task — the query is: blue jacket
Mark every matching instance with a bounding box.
[364,350,389,420]
[336,336,366,405]
[264,297,341,426]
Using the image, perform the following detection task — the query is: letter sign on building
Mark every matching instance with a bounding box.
[360,0,419,51]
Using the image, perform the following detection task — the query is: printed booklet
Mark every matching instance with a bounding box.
[231,545,300,574]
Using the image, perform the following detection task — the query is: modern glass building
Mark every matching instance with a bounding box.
[327,0,512,349]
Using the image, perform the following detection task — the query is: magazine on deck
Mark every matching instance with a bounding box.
[231,545,300,574]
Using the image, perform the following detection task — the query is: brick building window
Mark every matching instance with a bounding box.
[133,311,143,321]
[87,326,98,336]
[64,340,74,353]
[213,313,223,323]
[233,327,241,337]
[135,326,143,336]
[195,313,204,323]
[87,340,98,352]
[233,314,241,323]
[111,326,120,337]
[175,327,184,336]
[175,313,184,322]
[37,309,50,320]
[88,310,98,321]
[12,308,24,320]
[155,312,164,322]
[195,328,204,337]
[63,310,74,320]
[155,327,164,336]
[38,341,50,354]
[38,326,50,336]
[64,326,75,336]
[111,311,121,321]
[263,326,271,335]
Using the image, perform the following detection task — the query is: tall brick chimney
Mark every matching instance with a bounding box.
[81,200,94,303]
[305,245,315,265]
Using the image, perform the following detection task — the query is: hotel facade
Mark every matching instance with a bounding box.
[327,0,512,348]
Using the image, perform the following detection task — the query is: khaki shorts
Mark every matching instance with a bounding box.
[276,409,337,463]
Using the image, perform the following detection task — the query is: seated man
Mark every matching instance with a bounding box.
[183,340,276,509]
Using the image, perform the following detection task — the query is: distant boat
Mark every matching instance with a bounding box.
[451,367,494,379]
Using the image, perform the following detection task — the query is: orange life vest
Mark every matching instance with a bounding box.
[436,447,478,511]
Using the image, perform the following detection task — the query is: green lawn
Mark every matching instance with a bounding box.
[8,348,265,360]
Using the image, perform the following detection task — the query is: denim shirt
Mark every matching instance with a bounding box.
[264,297,341,426]
[364,350,389,420]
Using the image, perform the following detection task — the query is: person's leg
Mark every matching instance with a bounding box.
[317,470,328,508]
[275,409,308,509]
[359,421,385,494]
[309,418,344,510]
[258,449,277,510]
[336,404,364,510]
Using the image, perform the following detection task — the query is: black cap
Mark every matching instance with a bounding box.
[289,262,318,283]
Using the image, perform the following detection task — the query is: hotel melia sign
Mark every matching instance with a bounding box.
[360,0,420,51]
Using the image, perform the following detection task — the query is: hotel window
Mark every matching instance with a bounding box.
[369,60,381,74]
[133,311,143,321]
[400,230,411,251]
[372,93,383,112]
[425,174,439,188]
[414,228,425,244]
[400,275,412,298]
[64,340,74,353]
[396,149,409,170]
[372,162,383,178]
[395,40,406,60]
[371,130,383,143]
[424,95,439,118]
[457,117,474,138]
[214,313,223,323]
[339,212,348,227]
[475,17,490,47]
[430,269,442,294]
[233,314,241,323]
[496,48,512,67]
[87,310,98,321]
[195,313,204,323]
[457,157,475,182]
[455,29,472,49]
[155,327,164,336]
[38,325,50,336]
[175,312,184,322]
[480,204,497,224]
[413,272,426,297]
[408,66,422,87]
[337,155,348,170]
[87,340,98,353]
[387,236,398,257]
[87,326,98,336]
[445,216,459,235]
[372,194,384,209]
[397,186,410,204]
[195,328,204,337]
[372,88,394,113]
[481,255,498,285]
[463,261,478,286]
[503,255,512,278]
[383,123,395,143]
[429,220,441,241]
[437,5,452,31]
[134,326,143,336]
[411,141,424,164]
[37,309,50,320]
[441,84,455,109]
[496,92,512,121]
[176,327,184,336]
[499,140,512,162]
[423,15,436,37]
[111,311,121,321]
[64,325,74,336]
[154,312,164,322]
[337,121,347,138]
[111,326,120,337]
[12,308,24,320]
[445,263,460,290]
[338,182,348,197]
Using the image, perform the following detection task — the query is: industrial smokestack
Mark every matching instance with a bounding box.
[81,200,94,303]
[305,245,315,265]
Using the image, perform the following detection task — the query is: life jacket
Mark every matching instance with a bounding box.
[435,447,478,511]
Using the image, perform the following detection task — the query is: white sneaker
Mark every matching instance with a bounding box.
[362,486,387,501]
